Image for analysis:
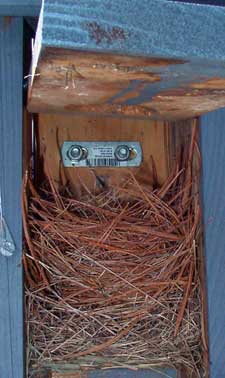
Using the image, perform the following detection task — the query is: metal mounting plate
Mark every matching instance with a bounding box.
[61,141,142,168]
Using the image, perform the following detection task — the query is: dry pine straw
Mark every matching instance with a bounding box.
[23,127,206,378]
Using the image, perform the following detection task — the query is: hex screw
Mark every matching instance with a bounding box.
[67,145,87,161]
[115,145,130,161]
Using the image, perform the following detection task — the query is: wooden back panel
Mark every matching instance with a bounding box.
[37,115,172,195]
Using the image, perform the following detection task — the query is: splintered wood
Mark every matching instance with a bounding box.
[23,126,207,378]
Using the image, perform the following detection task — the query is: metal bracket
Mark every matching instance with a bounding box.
[61,141,142,168]
[0,218,16,257]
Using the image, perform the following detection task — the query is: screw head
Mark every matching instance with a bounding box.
[67,145,83,161]
[115,145,130,161]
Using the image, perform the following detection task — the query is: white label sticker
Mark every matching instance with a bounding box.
[92,146,114,158]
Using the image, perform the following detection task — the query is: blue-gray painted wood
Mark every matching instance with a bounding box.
[89,368,177,378]
[167,0,225,5]
[0,0,41,16]
[41,0,225,62]
[0,0,224,17]
[0,17,24,378]
[200,108,225,378]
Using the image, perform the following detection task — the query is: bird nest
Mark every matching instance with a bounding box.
[23,128,207,378]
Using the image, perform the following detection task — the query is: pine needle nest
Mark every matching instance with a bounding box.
[23,128,207,377]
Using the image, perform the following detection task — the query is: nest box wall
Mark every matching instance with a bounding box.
[28,0,225,120]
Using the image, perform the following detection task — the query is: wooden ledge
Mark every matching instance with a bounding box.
[28,0,225,119]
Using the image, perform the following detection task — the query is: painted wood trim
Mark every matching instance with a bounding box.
[166,0,225,5]
[40,0,225,61]
[51,368,178,378]
[0,0,41,16]
[0,17,24,378]
[200,107,225,378]
[0,1,224,17]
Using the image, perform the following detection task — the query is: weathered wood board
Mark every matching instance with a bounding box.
[51,369,178,378]
[0,0,41,16]
[28,0,225,119]
[37,114,173,194]
[0,16,24,378]
[37,114,198,194]
[200,108,225,378]
[35,115,206,378]
[0,0,224,17]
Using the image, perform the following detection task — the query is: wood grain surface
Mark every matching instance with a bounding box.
[200,108,225,378]
[28,0,225,119]
[29,48,225,120]
[37,114,172,194]
[0,16,24,378]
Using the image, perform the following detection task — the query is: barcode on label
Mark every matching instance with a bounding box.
[86,158,120,167]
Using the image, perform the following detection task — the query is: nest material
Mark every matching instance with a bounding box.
[23,127,206,377]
